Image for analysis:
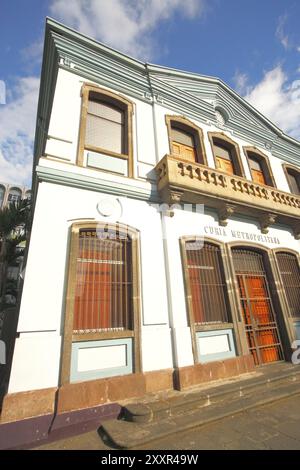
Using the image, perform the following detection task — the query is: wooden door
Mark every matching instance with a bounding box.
[233,249,283,365]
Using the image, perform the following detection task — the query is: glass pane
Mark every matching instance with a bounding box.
[8,188,22,202]
[287,171,300,195]
[73,229,132,333]
[276,252,300,318]
[213,143,232,161]
[88,99,124,124]
[185,242,230,324]
[249,156,263,171]
[86,114,124,154]
[171,126,194,147]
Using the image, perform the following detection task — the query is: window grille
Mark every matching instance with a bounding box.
[185,242,230,325]
[73,228,133,334]
[276,252,300,318]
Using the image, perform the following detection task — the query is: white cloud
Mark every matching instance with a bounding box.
[21,39,43,67]
[0,76,40,186]
[244,66,300,139]
[50,0,206,59]
[276,14,290,50]
[233,71,250,95]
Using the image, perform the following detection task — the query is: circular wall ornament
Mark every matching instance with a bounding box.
[97,198,122,218]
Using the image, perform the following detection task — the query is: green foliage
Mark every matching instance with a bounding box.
[0,197,32,299]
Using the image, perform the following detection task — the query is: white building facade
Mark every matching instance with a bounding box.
[2,19,300,424]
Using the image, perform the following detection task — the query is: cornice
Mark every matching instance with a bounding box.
[35,165,160,202]
[33,17,300,183]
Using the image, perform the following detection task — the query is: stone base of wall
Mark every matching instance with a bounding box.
[57,368,174,413]
[0,387,57,423]
[0,359,255,449]
[174,354,255,390]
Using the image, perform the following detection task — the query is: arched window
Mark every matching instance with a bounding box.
[275,251,300,318]
[7,187,22,204]
[62,222,141,383]
[73,227,133,332]
[244,147,276,187]
[283,164,300,195]
[166,115,207,165]
[182,240,230,325]
[78,84,134,177]
[0,185,5,208]
[208,132,245,177]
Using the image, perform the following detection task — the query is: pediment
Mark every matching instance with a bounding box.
[149,68,279,144]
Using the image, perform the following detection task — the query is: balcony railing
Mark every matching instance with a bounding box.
[155,155,300,238]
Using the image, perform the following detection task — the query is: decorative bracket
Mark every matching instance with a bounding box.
[161,190,184,217]
[218,204,236,227]
[292,223,300,240]
[259,213,277,234]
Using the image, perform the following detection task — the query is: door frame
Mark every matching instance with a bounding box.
[226,241,291,364]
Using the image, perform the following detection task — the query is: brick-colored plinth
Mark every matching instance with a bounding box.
[57,368,174,413]
[144,369,174,394]
[174,354,255,390]
[0,387,57,423]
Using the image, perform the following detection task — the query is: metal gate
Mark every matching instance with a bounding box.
[232,249,284,365]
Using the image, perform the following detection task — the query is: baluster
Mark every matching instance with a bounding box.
[203,169,210,183]
[219,174,227,188]
[186,165,194,178]
[195,167,202,181]
[231,178,237,191]
[211,172,218,185]
[177,162,185,176]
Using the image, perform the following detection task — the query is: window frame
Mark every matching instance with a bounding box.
[60,221,141,385]
[180,236,238,364]
[7,187,22,203]
[180,237,233,330]
[208,132,245,177]
[165,115,207,165]
[243,146,276,187]
[273,248,300,321]
[77,83,134,178]
[282,163,300,195]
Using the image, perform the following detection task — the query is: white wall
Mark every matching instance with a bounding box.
[9,182,171,392]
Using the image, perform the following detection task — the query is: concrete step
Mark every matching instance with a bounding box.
[100,366,300,449]
[121,364,300,424]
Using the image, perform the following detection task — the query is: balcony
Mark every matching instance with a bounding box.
[155,155,300,239]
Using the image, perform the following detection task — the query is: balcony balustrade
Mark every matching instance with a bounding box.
[155,155,300,238]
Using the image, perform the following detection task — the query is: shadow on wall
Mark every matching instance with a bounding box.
[0,307,18,410]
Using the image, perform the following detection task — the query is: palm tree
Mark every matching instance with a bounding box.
[0,198,31,303]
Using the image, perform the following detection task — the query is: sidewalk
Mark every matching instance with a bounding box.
[34,362,300,450]
[35,393,300,450]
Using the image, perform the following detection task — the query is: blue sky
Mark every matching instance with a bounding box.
[0,0,300,186]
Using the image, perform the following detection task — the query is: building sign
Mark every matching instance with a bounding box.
[204,225,280,245]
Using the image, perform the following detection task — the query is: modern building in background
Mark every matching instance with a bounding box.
[0,183,31,209]
[2,18,300,434]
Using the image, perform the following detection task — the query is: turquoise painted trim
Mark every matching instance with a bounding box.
[33,17,300,185]
[70,338,133,382]
[87,152,128,175]
[294,322,300,340]
[36,165,160,202]
[196,329,236,364]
